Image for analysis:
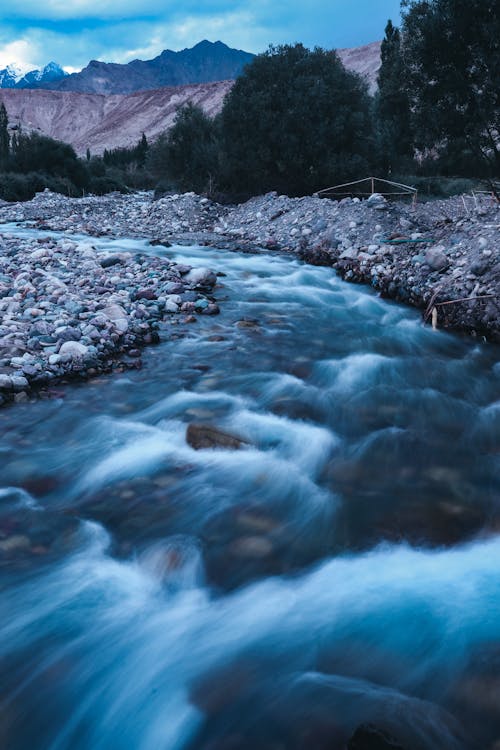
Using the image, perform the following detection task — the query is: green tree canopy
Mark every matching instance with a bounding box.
[401,0,500,175]
[219,43,376,196]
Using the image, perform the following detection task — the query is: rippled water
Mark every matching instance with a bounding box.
[1,229,500,749]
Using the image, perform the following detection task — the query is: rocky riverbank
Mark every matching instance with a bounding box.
[0,188,499,404]
[0,226,219,406]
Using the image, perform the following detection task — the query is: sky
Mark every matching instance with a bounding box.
[0,1,402,73]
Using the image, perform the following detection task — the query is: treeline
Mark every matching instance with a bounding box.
[0,0,498,203]
[0,109,153,202]
[148,0,499,199]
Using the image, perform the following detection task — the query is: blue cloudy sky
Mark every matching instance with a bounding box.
[0,1,402,72]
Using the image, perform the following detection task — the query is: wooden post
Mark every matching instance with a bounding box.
[371,177,374,195]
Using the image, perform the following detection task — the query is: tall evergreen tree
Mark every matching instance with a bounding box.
[136,133,148,168]
[0,103,10,169]
[375,20,413,173]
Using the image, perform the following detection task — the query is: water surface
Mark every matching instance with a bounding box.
[1,229,500,749]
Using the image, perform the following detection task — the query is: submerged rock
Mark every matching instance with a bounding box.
[186,423,247,450]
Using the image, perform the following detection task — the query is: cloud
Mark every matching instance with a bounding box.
[0,37,41,70]
[0,1,402,69]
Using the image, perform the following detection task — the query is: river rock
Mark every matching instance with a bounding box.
[59,341,89,359]
[99,254,122,268]
[11,375,29,391]
[186,423,246,450]
[425,246,449,272]
[185,267,217,288]
[103,304,129,334]
[0,374,13,391]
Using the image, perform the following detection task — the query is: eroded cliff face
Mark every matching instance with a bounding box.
[0,80,233,155]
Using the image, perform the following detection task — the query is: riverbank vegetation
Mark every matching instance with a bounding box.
[0,116,153,201]
[0,0,497,202]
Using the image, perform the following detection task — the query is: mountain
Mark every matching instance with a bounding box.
[0,80,232,155]
[0,64,26,88]
[0,62,67,89]
[17,62,67,88]
[46,41,254,95]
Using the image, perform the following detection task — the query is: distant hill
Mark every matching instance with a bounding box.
[43,41,255,95]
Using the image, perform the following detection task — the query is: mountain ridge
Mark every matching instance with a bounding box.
[40,41,255,95]
[0,40,381,96]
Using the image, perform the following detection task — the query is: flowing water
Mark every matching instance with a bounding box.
[1,229,500,750]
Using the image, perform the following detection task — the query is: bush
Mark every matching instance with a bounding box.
[0,172,83,201]
[86,175,129,196]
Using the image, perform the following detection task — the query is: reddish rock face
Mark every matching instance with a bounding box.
[0,80,233,155]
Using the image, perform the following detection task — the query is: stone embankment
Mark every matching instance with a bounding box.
[0,188,498,403]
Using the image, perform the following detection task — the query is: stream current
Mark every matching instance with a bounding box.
[1,230,500,749]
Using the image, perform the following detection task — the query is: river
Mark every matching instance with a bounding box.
[1,231,500,750]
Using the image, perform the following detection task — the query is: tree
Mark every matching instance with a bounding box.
[401,0,500,175]
[135,133,148,168]
[149,103,219,193]
[0,103,9,169]
[219,44,376,196]
[375,20,413,174]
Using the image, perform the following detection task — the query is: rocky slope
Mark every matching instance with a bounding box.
[0,80,232,155]
[0,40,381,154]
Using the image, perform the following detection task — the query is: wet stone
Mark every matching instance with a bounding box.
[186,423,247,450]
